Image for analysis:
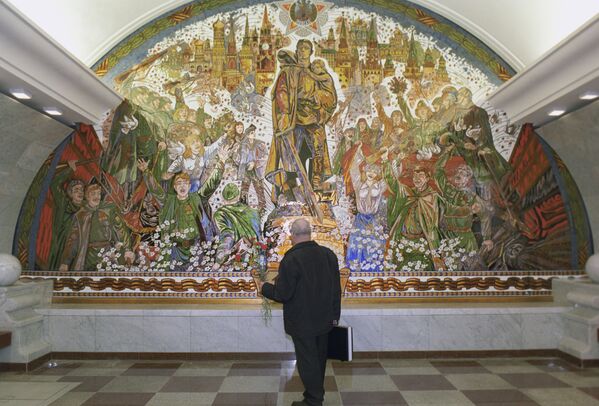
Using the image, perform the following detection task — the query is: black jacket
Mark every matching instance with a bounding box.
[262,241,341,337]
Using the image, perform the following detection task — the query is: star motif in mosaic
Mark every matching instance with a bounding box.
[276,0,333,36]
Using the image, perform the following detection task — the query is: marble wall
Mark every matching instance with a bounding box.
[38,305,567,353]
[0,94,71,253]
[538,100,599,252]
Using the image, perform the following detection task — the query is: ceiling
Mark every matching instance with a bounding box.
[6,0,599,71]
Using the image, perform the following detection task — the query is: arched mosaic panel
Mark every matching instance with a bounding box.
[15,0,592,300]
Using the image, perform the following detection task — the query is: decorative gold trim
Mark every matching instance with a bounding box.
[20,270,577,303]
[50,295,552,304]
[344,277,553,292]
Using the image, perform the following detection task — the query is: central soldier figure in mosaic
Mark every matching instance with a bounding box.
[265,39,337,217]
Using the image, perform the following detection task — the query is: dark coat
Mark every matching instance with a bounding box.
[262,241,341,337]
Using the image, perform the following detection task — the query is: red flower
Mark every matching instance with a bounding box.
[234,254,242,262]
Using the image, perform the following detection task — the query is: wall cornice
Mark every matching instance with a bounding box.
[486,14,599,127]
[0,0,122,126]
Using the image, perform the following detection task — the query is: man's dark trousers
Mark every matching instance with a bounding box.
[292,332,329,406]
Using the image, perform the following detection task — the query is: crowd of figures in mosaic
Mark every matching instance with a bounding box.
[15,1,591,273]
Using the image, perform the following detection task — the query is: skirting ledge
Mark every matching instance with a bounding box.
[3,350,597,372]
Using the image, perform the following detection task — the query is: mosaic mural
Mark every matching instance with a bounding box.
[14,0,592,299]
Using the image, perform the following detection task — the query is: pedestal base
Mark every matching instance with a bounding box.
[553,278,599,361]
[0,280,52,367]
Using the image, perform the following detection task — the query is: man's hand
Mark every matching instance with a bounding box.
[478,147,492,157]
[247,161,255,171]
[466,126,481,140]
[255,278,265,296]
[157,141,167,151]
[68,160,78,172]
[454,117,465,132]
[137,158,149,172]
[59,264,68,272]
[332,320,339,326]
[217,145,231,163]
[124,250,136,265]
[380,148,389,162]
[481,240,494,252]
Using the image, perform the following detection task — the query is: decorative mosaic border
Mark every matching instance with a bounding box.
[20,270,582,300]
[92,0,515,82]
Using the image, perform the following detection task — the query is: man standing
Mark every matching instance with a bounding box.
[258,218,341,406]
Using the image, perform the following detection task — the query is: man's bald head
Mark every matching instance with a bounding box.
[290,218,312,245]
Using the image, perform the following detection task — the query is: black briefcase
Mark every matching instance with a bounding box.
[327,325,353,361]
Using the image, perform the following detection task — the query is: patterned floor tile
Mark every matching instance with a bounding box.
[391,375,456,391]
[121,362,182,376]
[549,371,599,387]
[378,359,434,368]
[336,375,399,392]
[279,375,337,392]
[383,366,442,376]
[98,375,170,393]
[430,361,489,375]
[49,391,95,406]
[65,367,129,377]
[31,362,83,376]
[581,387,599,401]
[146,392,217,405]
[228,362,281,376]
[58,376,114,392]
[159,376,224,392]
[0,373,63,382]
[174,368,231,377]
[5,356,594,406]
[212,392,278,405]
[461,389,537,404]
[0,381,78,401]
[332,361,386,375]
[340,391,408,405]
[574,369,599,377]
[445,373,513,390]
[81,392,155,406]
[401,389,476,406]
[219,375,280,393]
[521,388,599,406]
[498,373,570,389]
[525,359,581,372]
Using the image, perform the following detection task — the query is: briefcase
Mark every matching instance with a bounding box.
[327,325,353,361]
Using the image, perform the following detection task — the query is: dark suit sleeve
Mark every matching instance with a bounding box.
[261,256,298,303]
[329,250,341,321]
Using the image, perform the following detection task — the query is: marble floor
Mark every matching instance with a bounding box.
[1,357,598,406]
